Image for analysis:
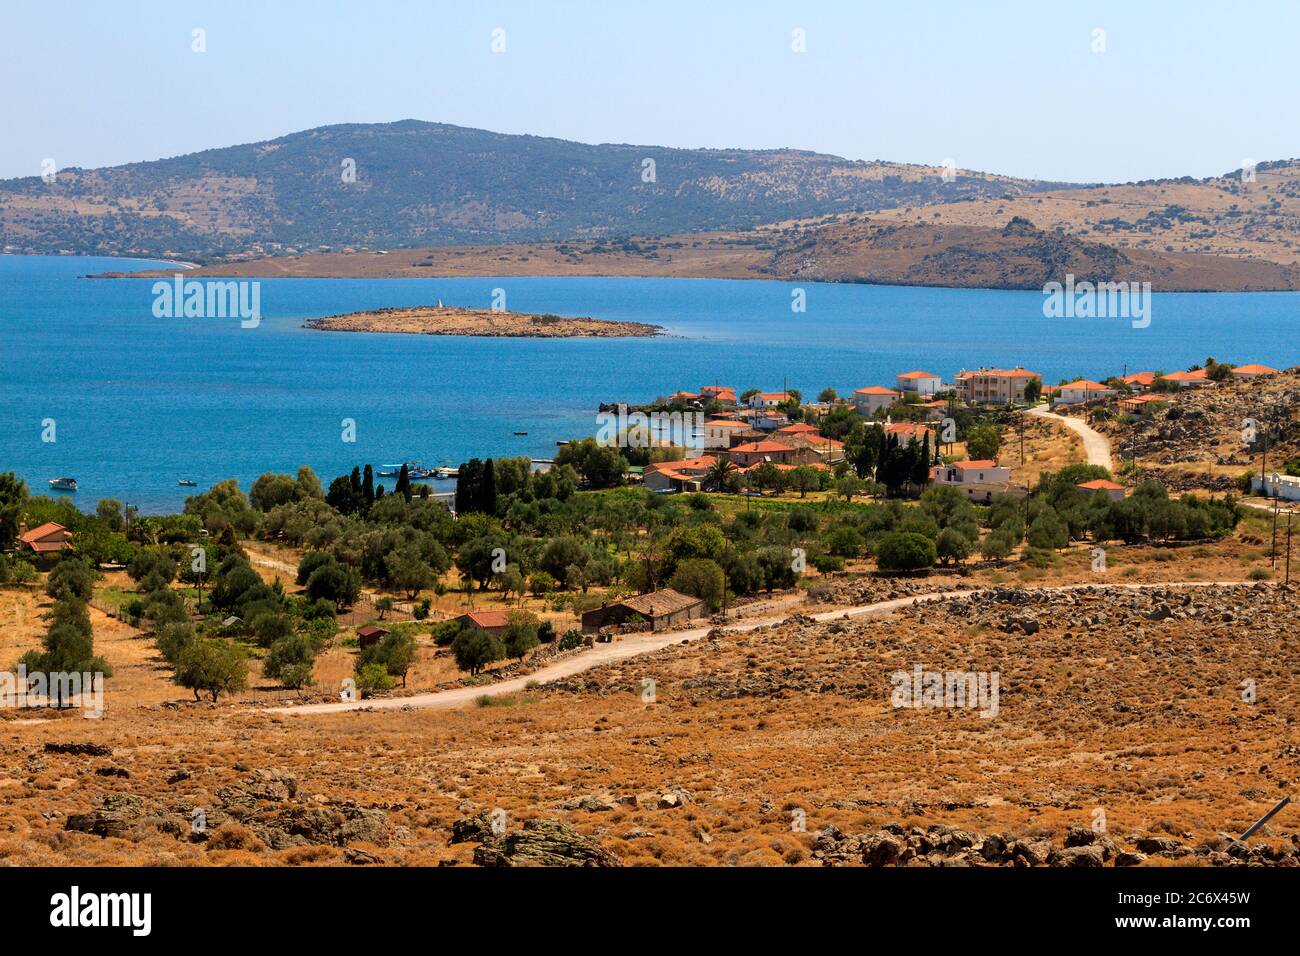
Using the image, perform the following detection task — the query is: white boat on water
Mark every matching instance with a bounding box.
[49,477,78,492]
[434,466,458,480]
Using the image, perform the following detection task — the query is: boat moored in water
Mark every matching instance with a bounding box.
[49,477,78,492]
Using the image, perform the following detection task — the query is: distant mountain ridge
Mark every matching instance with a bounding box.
[0,120,1070,261]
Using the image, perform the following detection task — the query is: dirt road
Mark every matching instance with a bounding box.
[1026,405,1113,471]
[271,581,1246,716]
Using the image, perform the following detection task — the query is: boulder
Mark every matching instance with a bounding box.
[473,819,620,867]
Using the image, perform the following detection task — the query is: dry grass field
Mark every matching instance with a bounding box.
[0,500,1294,867]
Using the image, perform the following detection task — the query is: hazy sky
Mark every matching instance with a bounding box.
[2,0,1296,183]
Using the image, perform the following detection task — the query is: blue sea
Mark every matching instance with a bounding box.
[1,254,1297,513]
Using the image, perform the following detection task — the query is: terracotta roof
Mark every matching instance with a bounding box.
[775,423,820,435]
[897,370,940,380]
[961,368,1040,378]
[754,391,792,401]
[1058,380,1112,391]
[1078,479,1126,491]
[460,610,510,629]
[730,440,795,454]
[854,386,899,396]
[1163,369,1208,382]
[1122,371,1156,386]
[1232,364,1279,375]
[356,625,389,638]
[885,422,934,437]
[952,460,997,469]
[618,589,704,618]
[705,419,751,429]
[19,522,68,544]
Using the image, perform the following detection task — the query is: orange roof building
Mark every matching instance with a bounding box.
[18,522,74,557]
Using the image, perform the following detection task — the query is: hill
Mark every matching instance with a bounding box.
[105,214,1300,292]
[0,120,1065,261]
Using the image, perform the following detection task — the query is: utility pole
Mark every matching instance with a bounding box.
[1286,511,1293,586]
[1019,412,1025,465]
[1273,493,1280,569]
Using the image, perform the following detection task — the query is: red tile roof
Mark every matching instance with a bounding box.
[1163,369,1208,382]
[952,460,997,469]
[1232,364,1279,375]
[1122,371,1156,386]
[897,370,940,380]
[730,440,795,454]
[1078,479,1126,491]
[460,610,510,629]
[854,386,899,396]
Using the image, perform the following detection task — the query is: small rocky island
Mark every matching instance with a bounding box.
[304,304,662,338]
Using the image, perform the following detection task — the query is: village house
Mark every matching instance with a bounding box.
[853,386,900,416]
[747,391,793,409]
[1077,478,1127,502]
[1230,363,1280,379]
[726,439,800,468]
[1119,393,1169,416]
[931,460,1025,502]
[454,610,511,635]
[698,385,737,405]
[778,432,845,463]
[882,420,936,448]
[1121,371,1157,391]
[703,419,759,450]
[580,588,706,633]
[895,370,942,397]
[668,390,702,405]
[1161,369,1211,388]
[955,367,1042,404]
[642,455,717,493]
[17,522,74,566]
[1052,379,1117,406]
[772,422,820,440]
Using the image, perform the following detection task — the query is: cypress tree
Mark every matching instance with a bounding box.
[395,464,411,502]
[479,459,498,516]
[362,464,375,507]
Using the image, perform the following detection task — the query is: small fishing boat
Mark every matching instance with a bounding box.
[513,430,528,436]
[178,479,197,487]
[434,466,458,480]
[49,477,78,492]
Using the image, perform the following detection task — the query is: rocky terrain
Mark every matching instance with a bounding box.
[3,579,1295,867]
[1098,367,1300,487]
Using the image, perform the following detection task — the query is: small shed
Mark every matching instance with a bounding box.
[356,625,390,651]
[581,589,706,634]
[454,610,510,635]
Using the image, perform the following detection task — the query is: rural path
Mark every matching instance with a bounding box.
[1026,405,1114,471]
[270,580,1245,717]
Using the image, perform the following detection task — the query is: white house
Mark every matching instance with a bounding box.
[1077,478,1127,502]
[1052,380,1117,406]
[853,386,900,416]
[895,370,942,397]
[748,391,792,409]
[702,419,755,450]
[931,460,1024,502]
